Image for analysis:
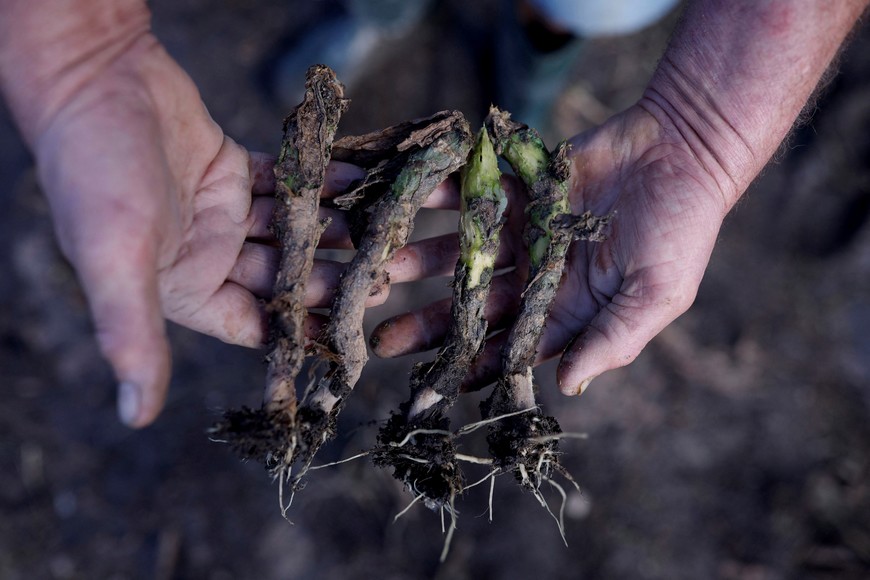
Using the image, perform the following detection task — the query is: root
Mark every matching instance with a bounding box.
[489,472,496,522]
[206,71,598,545]
[307,451,370,471]
[390,428,452,449]
[374,407,537,508]
[277,466,295,523]
[455,406,539,436]
[211,66,346,471]
[372,413,464,510]
[530,477,567,547]
[264,65,347,415]
[439,494,459,563]
[394,493,425,523]
[527,432,588,444]
[208,406,294,469]
[464,469,499,491]
[455,454,493,465]
[542,475,569,547]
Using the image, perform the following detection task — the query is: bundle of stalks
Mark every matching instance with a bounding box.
[211,65,472,489]
[210,67,612,548]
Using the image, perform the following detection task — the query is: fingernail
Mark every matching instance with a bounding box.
[118,381,141,426]
[578,376,596,396]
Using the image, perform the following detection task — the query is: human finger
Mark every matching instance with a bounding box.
[247,197,355,249]
[386,234,460,283]
[556,276,697,396]
[387,221,522,284]
[227,242,390,307]
[421,175,460,209]
[250,154,367,199]
[71,228,171,429]
[249,151,277,194]
[369,270,523,358]
[171,282,328,347]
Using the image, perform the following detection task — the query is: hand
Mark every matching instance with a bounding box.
[370,105,731,395]
[32,34,391,427]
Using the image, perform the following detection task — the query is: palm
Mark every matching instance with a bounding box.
[32,39,287,425]
[155,136,267,346]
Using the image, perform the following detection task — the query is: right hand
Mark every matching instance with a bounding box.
[371,105,734,396]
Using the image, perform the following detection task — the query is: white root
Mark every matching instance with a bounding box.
[489,472,496,522]
[390,428,452,448]
[526,432,589,444]
[439,494,459,563]
[463,469,498,491]
[544,476,569,547]
[455,453,493,465]
[455,406,539,436]
[278,466,295,524]
[531,482,567,547]
[393,493,424,523]
[307,451,370,471]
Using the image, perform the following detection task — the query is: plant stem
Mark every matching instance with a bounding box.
[265,64,347,415]
[482,106,609,477]
[405,126,507,420]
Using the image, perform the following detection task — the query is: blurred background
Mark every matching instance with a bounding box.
[1,1,869,578]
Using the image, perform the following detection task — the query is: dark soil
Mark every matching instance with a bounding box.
[209,406,294,465]
[482,394,563,487]
[2,1,870,579]
[373,411,464,508]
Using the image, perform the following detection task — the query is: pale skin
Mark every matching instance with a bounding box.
[1,0,866,427]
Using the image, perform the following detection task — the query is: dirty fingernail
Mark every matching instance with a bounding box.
[578,376,596,396]
[118,381,141,426]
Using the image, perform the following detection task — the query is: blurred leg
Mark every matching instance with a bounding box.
[497,0,680,131]
[529,0,680,36]
[268,0,433,106]
[348,0,433,36]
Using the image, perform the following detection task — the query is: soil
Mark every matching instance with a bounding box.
[373,411,464,509]
[2,1,869,579]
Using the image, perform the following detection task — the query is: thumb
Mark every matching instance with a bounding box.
[556,287,693,396]
[75,232,171,428]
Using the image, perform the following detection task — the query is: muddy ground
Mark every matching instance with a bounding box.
[1,1,869,578]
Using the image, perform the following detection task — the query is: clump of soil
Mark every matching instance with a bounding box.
[481,393,562,489]
[373,408,464,509]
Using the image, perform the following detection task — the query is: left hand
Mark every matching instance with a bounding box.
[32,33,385,426]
